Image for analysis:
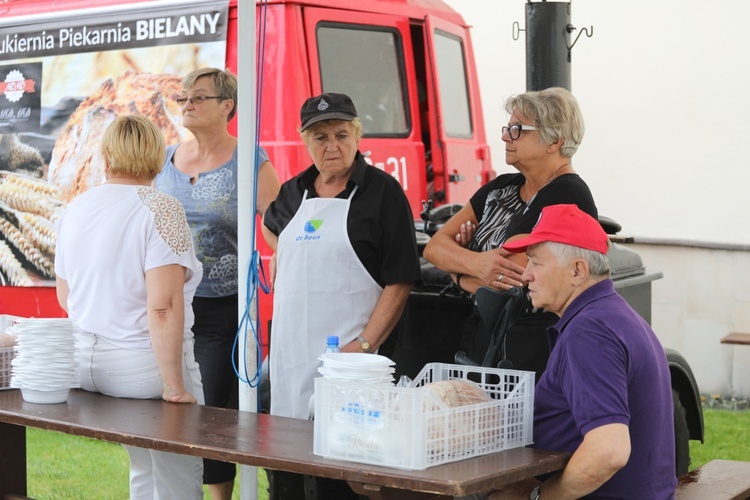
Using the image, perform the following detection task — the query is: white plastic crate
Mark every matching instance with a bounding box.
[313,362,534,470]
[0,346,14,390]
[0,314,22,390]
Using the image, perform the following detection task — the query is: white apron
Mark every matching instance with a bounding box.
[270,187,383,419]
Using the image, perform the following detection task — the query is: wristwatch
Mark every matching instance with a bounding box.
[529,485,541,500]
[356,335,371,353]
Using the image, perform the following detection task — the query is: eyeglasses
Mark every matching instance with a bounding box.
[176,96,223,106]
[502,124,536,140]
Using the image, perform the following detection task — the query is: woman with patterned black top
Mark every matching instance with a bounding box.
[154,67,280,500]
[423,87,598,382]
[55,115,204,499]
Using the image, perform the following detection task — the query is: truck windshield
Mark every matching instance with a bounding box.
[317,25,409,137]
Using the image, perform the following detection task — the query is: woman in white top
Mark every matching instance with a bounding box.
[55,115,204,500]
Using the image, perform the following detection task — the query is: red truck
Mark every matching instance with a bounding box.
[0,0,492,326]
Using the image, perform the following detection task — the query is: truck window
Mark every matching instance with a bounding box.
[433,30,472,138]
[317,24,408,137]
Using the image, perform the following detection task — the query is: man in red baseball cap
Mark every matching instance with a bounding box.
[502,203,609,316]
[490,204,676,499]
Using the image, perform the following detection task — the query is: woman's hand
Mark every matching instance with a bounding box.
[340,339,363,353]
[474,249,526,290]
[339,283,413,354]
[146,264,196,405]
[455,221,477,248]
[162,386,198,404]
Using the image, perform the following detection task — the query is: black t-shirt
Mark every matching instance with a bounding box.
[263,152,421,288]
[463,172,598,379]
[469,172,598,251]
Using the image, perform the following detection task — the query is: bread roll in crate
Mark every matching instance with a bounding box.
[313,362,534,470]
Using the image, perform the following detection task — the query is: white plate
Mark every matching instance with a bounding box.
[319,353,395,368]
[12,369,77,379]
[318,369,395,380]
[15,331,75,336]
[20,388,70,404]
[14,318,75,325]
[318,367,393,378]
[13,370,76,376]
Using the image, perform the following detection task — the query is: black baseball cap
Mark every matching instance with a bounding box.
[300,92,358,131]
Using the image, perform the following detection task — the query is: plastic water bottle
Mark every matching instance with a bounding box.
[325,335,341,353]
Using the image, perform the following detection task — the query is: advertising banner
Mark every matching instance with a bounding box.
[0,0,228,287]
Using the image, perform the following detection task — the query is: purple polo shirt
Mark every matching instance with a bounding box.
[533,279,676,499]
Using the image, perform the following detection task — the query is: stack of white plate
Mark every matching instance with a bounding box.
[10,318,78,404]
[318,352,396,385]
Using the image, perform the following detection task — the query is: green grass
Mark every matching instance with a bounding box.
[689,408,750,468]
[27,428,269,499]
[24,409,750,498]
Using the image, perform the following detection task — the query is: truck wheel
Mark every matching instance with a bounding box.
[673,389,691,476]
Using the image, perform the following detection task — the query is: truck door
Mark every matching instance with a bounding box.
[424,14,489,205]
[302,7,426,215]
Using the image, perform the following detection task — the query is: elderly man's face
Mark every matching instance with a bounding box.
[522,243,577,317]
[305,120,360,180]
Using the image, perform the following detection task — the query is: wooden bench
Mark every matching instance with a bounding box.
[0,389,570,500]
[721,332,750,346]
[676,459,750,499]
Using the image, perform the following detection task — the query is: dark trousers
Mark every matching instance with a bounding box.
[192,294,239,484]
[266,469,363,500]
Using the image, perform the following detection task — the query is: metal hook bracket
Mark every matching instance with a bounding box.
[566,23,593,51]
[512,21,525,42]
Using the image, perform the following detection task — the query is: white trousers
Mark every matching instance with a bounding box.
[76,333,205,500]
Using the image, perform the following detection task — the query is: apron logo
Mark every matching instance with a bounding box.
[304,219,323,233]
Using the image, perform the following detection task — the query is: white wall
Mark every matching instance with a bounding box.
[630,244,750,397]
[444,0,750,395]
[445,0,750,245]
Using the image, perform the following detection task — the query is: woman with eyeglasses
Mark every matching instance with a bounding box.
[154,67,280,500]
[423,87,598,382]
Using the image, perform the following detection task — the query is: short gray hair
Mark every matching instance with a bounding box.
[505,87,584,158]
[182,67,237,121]
[544,241,610,277]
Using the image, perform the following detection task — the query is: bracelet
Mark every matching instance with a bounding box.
[456,274,464,290]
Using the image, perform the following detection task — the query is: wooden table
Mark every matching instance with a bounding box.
[0,389,570,499]
[721,332,750,346]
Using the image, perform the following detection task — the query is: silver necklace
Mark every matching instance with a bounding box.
[523,163,570,212]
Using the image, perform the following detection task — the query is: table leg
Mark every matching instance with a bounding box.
[348,481,452,500]
[0,422,27,498]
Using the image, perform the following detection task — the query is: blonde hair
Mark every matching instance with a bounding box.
[505,87,584,158]
[101,115,166,179]
[182,67,237,121]
[299,117,363,143]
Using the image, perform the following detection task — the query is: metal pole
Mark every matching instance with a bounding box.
[525,1,571,91]
[237,0,258,498]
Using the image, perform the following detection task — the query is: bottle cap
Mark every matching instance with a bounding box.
[326,335,339,344]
